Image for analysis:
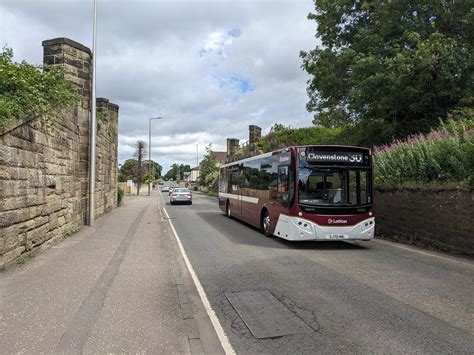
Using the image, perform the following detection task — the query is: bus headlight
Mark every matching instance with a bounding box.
[294,219,313,233]
[361,219,374,233]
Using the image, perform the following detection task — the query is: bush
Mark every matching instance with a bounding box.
[374,118,474,189]
[117,186,124,206]
[0,47,79,132]
[204,170,219,192]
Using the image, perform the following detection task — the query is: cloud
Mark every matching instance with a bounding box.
[0,0,319,172]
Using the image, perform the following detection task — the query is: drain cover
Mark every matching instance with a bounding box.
[225,291,312,339]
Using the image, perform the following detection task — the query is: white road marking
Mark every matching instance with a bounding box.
[373,239,474,267]
[162,203,235,355]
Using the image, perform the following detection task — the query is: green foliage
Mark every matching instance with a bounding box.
[143,172,154,184]
[301,0,473,140]
[163,163,191,181]
[143,160,162,179]
[118,159,138,182]
[0,47,79,132]
[117,186,124,205]
[63,227,80,239]
[257,123,354,153]
[374,118,474,189]
[199,144,219,191]
[204,170,219,191]
[16,250,39,265]
[119,159,162,183]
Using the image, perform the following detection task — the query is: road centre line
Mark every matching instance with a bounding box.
[162,201,235,355]
[373,239,474,267]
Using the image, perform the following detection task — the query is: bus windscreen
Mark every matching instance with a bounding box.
[298,167,371,207]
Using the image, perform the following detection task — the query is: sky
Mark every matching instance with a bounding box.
[0,0,319,172]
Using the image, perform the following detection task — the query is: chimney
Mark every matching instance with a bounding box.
[227,138,240,158]
[249,125,262,153]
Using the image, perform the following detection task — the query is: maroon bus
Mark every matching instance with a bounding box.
[218,145,374,241]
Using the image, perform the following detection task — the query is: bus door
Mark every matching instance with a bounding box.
[270,164,294,237]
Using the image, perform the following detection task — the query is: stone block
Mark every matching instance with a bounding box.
[57,216,66,227]
[0,210,23,228]
[49,212,59,230]
[3,225,20,253]
[0,196,26,211]
[26,223,50,250]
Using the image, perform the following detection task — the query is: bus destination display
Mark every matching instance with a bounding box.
[306,151,365,165]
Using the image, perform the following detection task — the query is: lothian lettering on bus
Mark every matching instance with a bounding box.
[328,218,348,224]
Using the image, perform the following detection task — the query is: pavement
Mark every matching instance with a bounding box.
[0,190,225,354]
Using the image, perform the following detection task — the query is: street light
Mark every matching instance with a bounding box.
[88,0,97,226]
[148,116,164,176]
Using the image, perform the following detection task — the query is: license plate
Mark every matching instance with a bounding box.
[326,234,349,240]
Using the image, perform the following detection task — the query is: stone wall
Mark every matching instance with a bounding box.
[0,38,119,268]
[375,189,474,256]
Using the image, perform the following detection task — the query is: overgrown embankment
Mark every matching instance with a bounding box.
[374,119,474,190]
[373,119,473,255]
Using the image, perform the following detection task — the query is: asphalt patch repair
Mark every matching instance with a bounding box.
[225,291,313,339]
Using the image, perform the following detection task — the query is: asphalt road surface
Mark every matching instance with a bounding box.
[163,191,474,354]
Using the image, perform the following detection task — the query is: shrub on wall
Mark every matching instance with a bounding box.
[374,118,474,189]
[0,47,79,133]
[117,186,124,206]
[256,124,355,153]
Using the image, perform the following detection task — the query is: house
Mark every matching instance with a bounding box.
[190,166,200,182]
[211,150,227,167]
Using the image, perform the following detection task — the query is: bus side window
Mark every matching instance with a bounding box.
[277,166,289,206]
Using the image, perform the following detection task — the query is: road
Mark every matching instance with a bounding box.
[163,191,474,354]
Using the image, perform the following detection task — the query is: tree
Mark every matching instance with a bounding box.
[143,160,163,179]
[178,164,191,180]
[143,172,154,196]
[163,163,191,181]
[0,47,79,132]
[118,159,138,182]
[301,0,473,142]
[134,141,146,195]
[199,144,218,191]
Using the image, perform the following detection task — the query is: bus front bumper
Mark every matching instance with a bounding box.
[274,215,375,241]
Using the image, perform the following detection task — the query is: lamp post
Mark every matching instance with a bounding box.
[88,0,97,226]
[148,116,164,177]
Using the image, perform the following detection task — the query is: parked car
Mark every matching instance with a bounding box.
[170,188,192,205]
[161,185,170,192]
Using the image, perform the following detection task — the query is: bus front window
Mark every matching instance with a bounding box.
[298,168,371,207]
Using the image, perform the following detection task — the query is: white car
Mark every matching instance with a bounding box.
[170,188,192,205]
[161,185,170,192]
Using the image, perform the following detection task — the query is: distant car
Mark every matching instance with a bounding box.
[161,185,170,192]
[170,188,192,205]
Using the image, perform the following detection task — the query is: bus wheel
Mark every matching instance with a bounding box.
[226,201,232,218]
[261,210,273,237]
